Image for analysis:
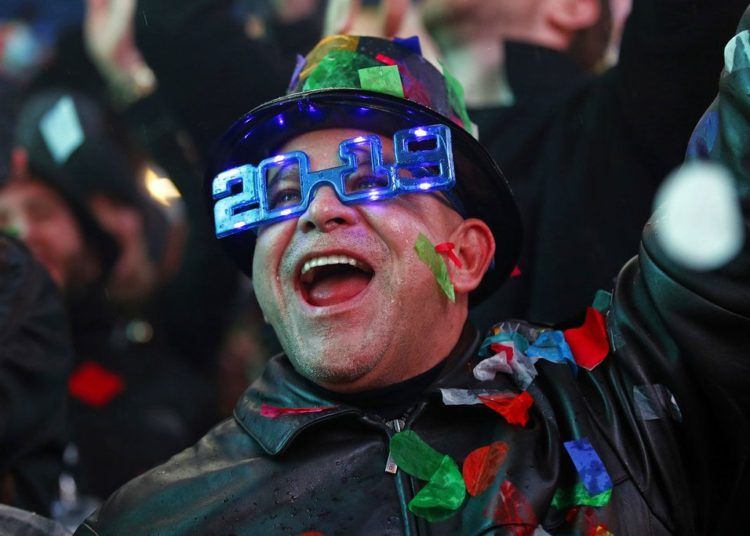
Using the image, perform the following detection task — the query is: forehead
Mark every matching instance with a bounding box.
[278,128,395,169]
[0,179,64,208]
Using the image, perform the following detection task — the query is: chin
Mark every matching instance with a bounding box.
[288,340,383,387]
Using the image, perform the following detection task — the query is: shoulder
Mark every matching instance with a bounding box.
[77,417,267,535]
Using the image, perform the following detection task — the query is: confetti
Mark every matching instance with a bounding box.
[591,290,612,314]
[260,404,337,419]
[551,482,612,509]
[408,455,466,522]
[564,307,609,371]
[435,242,463,268]
[440,388,513,406]
[633,384,682,422]
[40,95,84,164]
[563,438,613,496]
[358,65,405,98]
[68,361,125,407]
[462,442,509,496]
[389,430,444,481]
[487,480,538,527]
[479,391,534,427]
[526,331,578,374]
[415,233,455,301]
[393,35,422,55]
[287,54,307,93]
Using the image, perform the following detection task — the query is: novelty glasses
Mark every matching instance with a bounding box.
[212,124,456,237]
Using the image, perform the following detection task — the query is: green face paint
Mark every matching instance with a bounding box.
[414,233,455,302]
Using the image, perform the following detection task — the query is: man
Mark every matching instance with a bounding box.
[76,33,748,534]
[1,234,73,517]
[0,92,216,501]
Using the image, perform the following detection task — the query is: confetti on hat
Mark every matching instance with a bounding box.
[632,384,682,422]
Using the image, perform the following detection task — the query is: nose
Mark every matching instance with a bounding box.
[297,185,359,233]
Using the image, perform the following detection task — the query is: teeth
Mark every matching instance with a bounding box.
[300,255,371,280]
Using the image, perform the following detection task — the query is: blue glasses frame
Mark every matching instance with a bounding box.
[212,124,455,237]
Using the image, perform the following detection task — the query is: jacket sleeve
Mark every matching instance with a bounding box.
[611,13,750,533]
[134,0,295,160]
[611,0,748,179]
[0,235,72,514]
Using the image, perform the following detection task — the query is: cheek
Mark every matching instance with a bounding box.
[252,222,295,303]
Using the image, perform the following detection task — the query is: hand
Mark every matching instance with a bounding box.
[84,0,156,106]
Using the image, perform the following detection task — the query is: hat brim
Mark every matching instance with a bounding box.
[207,89,522,305]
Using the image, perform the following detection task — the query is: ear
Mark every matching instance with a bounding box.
[323,0,360,35]
[447,218,496,295]
[547,0,601,33]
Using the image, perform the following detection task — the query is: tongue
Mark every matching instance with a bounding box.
[307,271,371,306]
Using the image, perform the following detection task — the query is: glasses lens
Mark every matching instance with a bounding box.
[263,158,302,211]
[342,142,391,196]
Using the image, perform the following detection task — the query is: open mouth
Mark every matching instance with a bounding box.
[299,254,374,307]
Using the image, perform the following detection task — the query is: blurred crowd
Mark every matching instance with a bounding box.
[0,0,745,532]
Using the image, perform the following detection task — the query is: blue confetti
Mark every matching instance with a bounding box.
[563,438,613,496]
[526,331,578,374]
[393,36,422,55]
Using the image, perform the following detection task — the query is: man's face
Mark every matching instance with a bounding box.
[252,128,465,391]
[0,179,91,289]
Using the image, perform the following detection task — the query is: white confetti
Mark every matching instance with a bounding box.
[39,95,84,164]
[653,161,744,270]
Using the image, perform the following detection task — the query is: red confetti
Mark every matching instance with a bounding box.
[487,480,538,529]
[434,242,463,268]
[511,266,522,278]
[375,53,397,65]
[489,342,514,363]
[68,361,125,407]
[563,307,610,370]
[299,532,325,536]
[462,441,509,496]
[260,404,337,418]
[479,391,534,427]
[565,506,612,536]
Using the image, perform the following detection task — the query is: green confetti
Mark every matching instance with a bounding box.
[390,430,444,481]
[551,482,612,509]
[357,65,405,98]
[303,49,380,91]
[439,61,473,132]
[408,455,467,522]
[592,289,612,313]
[414,233,455,302]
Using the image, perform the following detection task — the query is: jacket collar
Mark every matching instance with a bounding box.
[233,322,505,455]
